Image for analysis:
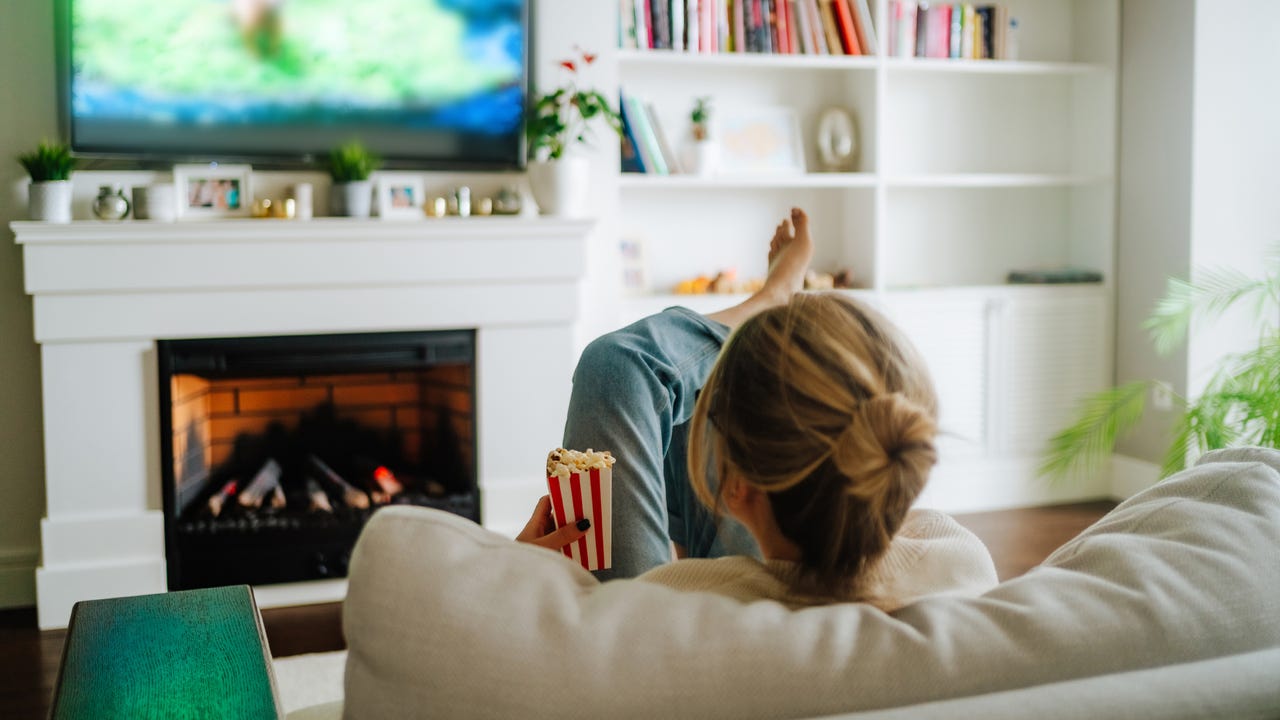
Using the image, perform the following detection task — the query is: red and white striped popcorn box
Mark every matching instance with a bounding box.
[546,466,612,571]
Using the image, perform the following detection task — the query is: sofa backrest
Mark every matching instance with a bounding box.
[342,448,1280,720]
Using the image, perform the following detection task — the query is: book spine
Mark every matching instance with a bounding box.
[975,5,993,59]
[626,96,668,174]
[672,0,685,51]
[733,0,746,51]
[936,5,952,58]
[620,0,637,49]
[618,93,650,173]
[818,0,844,55]
[960,4,974,59]
[787,0,802,53]
[764,0,776,53]
[914,1,928,58]
[949,2,962,58]
[776,0,790,53]
[833,0,861,55]
[851,0,878,54]
[645,102,682,174]
[897,1,917,58]
[686,0,699,51]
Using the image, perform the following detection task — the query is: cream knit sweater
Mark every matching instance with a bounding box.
[637,509,999,611]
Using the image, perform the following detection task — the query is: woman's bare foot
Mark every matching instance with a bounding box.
[706,208,815,330]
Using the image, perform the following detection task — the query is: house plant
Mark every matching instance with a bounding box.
[1041,257,1280,481]
[18,140,77,223]
[525,48,621,217]
[323,141,380,218]
[683,96,719,176]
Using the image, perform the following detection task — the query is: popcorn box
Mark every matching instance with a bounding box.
[546,466,612,571]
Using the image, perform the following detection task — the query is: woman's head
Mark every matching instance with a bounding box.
[688,292,938,599]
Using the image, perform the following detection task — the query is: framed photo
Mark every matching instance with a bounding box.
[716,107,806,175]
[375,176,426,219]
[619,235,650,296]
[172,164,253,219]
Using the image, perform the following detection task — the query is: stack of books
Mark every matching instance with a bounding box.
[888,2,1018,60]
[621,0,878,57]
[619,91,682,175]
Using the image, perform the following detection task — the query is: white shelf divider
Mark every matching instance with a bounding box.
[885,173,1112,189]
[884,58,1109,76]
[618,173,877,190]
[617,48,877,71]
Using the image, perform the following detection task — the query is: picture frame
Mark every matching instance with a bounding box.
[715,106,806,175]
[172,164,253,219]
[375,176,426,219]
[619,235,650,296]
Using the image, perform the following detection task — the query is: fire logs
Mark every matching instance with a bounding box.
[308,455,370,510]
[238,459,284,509]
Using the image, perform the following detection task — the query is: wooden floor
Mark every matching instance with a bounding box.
[0,501,1114,719]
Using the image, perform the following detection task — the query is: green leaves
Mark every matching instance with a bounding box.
[323,141,381,183]
[525,63,621,161]
[1040,381,1152,483]
[18,140,76,182]
[1043,250,1280,484]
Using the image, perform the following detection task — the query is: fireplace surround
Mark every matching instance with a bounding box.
[12,216,593,628]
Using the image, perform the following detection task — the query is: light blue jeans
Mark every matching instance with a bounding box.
[563,307,761,581]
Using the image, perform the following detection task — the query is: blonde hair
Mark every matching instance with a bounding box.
[688,293,938,601]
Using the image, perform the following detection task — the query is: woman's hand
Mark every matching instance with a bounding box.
[515,494,590,550]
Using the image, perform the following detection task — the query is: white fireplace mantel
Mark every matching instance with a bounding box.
[12,216,594,628]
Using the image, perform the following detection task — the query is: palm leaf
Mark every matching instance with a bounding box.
[1039,380,1151,483]
[1144,266,1280,356]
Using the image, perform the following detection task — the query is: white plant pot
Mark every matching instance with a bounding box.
[683,140,721,177]
[28,180,73,223]
[332,180,373,218]
[527,158,590,218]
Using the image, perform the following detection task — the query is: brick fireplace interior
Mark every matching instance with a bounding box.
[158,330,477,590]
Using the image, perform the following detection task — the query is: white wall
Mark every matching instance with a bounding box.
[1186,0,1280,395]
[0,0,56,608]
[1115,0,1279,466]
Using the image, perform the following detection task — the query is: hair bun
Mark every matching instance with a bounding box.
[833,393,938,500]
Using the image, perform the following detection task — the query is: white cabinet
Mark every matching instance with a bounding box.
[609,0,1119,499]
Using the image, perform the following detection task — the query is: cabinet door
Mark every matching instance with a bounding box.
[877,293,988,449]
[989,291,1110,455]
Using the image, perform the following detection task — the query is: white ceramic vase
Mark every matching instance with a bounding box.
[28,180,73,223]
[682,140,721,177]
[332,180,373,218]
[527,157,590,218]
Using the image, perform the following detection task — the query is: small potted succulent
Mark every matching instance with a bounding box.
[525,47,621,217]
[323,141,381,218]
[683,96,719,177]
[18,141,77,223]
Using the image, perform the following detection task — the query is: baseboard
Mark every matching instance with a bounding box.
[1110,454,1163,500]
[0,548,39,609]
[918,454,1112,514]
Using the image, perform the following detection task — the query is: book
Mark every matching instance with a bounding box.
[926,4,950,58]
[976,5,994,58]
[805,0,829,54]
[971,8,983,58]
[618,93,650,173]
[891,0,917,58]
[733,0,746,51]
[672,0,686,50]
[645,102,683,174]
[763,0,776,53]
[786,0,802,53]
[915,2,929,57]
[848,0,875,56]
[620,0,639,49]
[652,0,670,49]
[960,4,975,59]
[622,94,665,174]
[949,2,963,58]
[993,4,1008,59]
[833,0,862,55]
[818,0,845,55]
[1007,268,1104,284]
[776,0,791,53]
[640,0,654,49]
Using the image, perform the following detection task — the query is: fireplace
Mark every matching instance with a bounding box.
[158,330,477,590]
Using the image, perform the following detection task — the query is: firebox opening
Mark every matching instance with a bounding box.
[158,330,477,591]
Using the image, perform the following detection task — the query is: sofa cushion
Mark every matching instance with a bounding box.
[342,448,1280,719]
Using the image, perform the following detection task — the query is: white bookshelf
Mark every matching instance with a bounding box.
[612,0,1119,483]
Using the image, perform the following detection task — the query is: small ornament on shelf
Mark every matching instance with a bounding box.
[682,96,720,177]
[92,184,131,221]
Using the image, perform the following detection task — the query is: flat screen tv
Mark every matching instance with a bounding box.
[59,0,528,168]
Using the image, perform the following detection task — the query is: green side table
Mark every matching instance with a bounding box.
[50,585,282,719]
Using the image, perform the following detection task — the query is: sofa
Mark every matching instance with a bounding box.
[277,447,1280,718]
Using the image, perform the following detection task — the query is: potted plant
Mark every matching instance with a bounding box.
[683,96,719,177]
[323,141,380,218]
[18,141,77,223]
[525,48,621,217]
[1041,256,1280,481]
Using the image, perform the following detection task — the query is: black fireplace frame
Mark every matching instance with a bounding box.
[157,329,478,590]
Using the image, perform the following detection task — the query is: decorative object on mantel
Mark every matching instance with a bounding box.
[323,141,380,218]
[682,96,720,177]
[172,163,253,219]
[525,48,621,218]
[132,184,176,221]
[17,140,76,223]
[375,176,426,220]
[453,186,472,217]
[815,108,859,172]
[424,197,448,218]
[91,184,131,221]
[717,106,806,175]
[288,183,313,220]
[493,184,523,215]
[251,198,297,219]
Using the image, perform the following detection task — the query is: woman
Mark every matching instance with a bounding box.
[519,209,995,609]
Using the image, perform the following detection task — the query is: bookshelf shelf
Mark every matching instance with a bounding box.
[617,48,877,71]
[884,58,1109,76]
[619,173,876,189]
[886,173,1112,189]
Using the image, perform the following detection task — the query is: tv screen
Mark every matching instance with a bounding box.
[63,0,527,168]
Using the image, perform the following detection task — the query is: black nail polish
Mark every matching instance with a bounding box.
[576,518,591,531]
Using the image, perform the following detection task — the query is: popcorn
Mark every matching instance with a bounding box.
[546,447,615,571]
